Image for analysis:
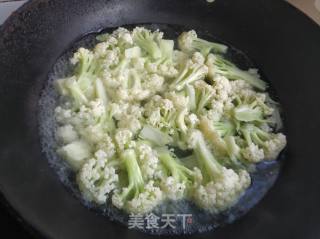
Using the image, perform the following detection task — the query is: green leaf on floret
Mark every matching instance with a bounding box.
[157,39,174,64]
[233,104,263,122]
[96,33,109,42]
[124,46,142,59]
[139,125,173,146]
[178,30,228,56]
[213,119,237,137]
[207,54,267,91]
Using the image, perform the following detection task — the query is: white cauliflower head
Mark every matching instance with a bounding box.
[136,143,160,180]
[241,143,265,163]
[161,176,187,201]
[193,168,251,212]
[263,133,287,160]
[77,157,119,204]
[114,129,133,150]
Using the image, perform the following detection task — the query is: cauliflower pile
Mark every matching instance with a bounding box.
[54,27,287,214]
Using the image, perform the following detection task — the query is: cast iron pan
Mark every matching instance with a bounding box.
[0,0,320,238]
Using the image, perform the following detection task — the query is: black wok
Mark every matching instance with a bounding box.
[0,0,320,238]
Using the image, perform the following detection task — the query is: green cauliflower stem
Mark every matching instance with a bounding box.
[112,149,163,213]
[206,54,267,91]
[157,149,202,200]
[199,117,249,169]
[170,58,208,91]
[178,30,228,56]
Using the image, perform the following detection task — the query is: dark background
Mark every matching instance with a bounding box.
[0,203,33,238]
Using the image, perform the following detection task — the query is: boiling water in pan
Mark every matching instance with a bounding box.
[39,24,285,235]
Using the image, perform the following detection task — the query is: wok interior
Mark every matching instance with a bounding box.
[39,23,285,235]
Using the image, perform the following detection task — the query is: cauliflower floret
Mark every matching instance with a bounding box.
[240,124,286,162]
[114,87,130,102]
[193,168,251,211]
[93,42,109,57]
[121,181,163,214]
[145,62,158,73]
[178,30,197,53]
[263,133,287,160]
[89,100,105,118]
[56,124,78,144]
[158,64,179,78]
[114,129,133,150]
[127,104,143,118]
[192,51,205,64]
[131,57,146,70]
[136,143,159,180]
[130,89,151,101]
[103,48,120,67]
[159,98,174,112]
[111,149,163,213]
[241,143,265,163]
[102,70,120,88]
[82,124,105,143]
[212,74,232,102]
[110,102,129,120]
[57,140,91,170]
[55,106,73,124]
[117,115,142,134]
[71,105,95,127]
[112,27,133,45]
[95,135,116,159]
[143,74,165,93]
[165,91,189,110]
[229,79,252,94]
[186,113,199,128]
[77,157,119,204]
[70,48,92,65]
[161,176,186,200]
[205,100,224,121]
[94,43,120,67]
[145,108,161,127]
[144,95,175,118]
